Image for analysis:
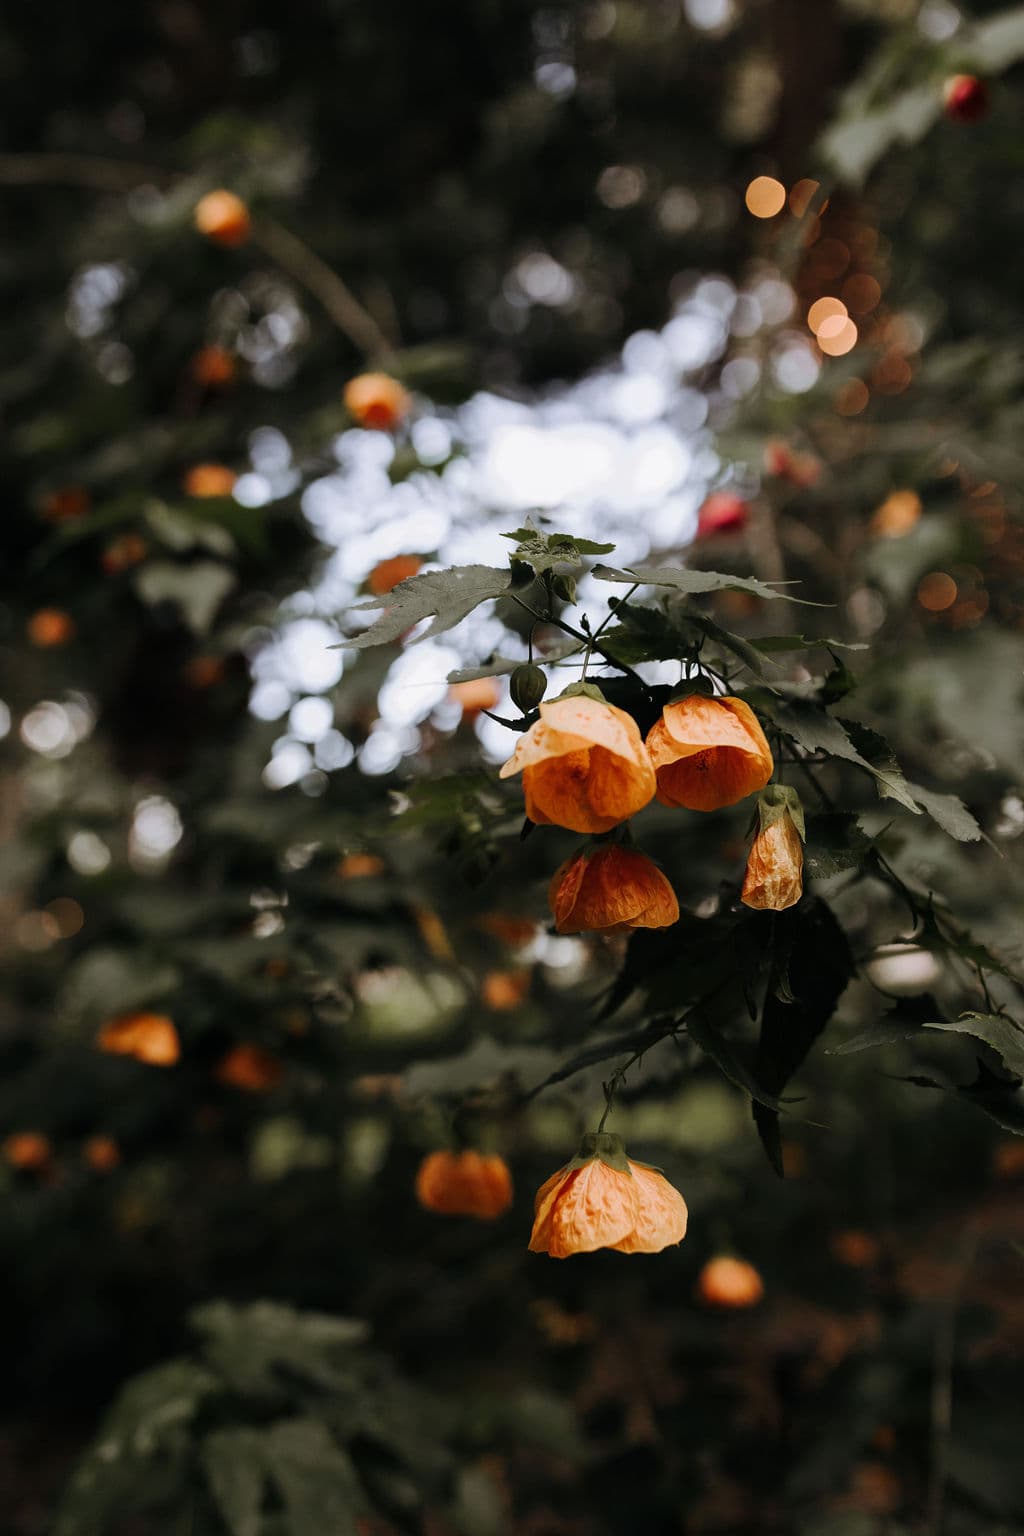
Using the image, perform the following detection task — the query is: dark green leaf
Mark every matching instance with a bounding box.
[752,900,855,1174]
[264,1420,363,1536]
[592,562,816,602]
[922,1012,1024,1082]
[686,1011,786,1113]
[905,782,984,843]
[343,566,512,648]
[502,524,615,571]
[804,813,872,879]
[202,1430,266,1536]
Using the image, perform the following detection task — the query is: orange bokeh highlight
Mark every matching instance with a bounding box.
[807,296,846,334]
[745,176,786,218]
[917,572,958,612]
[817,315,858,356]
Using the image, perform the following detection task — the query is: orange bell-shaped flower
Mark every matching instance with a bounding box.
[344,372,410,431]
[549,844,678,934]
[97,1012,180,1067]
[415,1149,514,1220]
[646,693,773,812]
[529,1132,687,1257]
[696,1254,764,1308]
[741,788,805,911]
[215,1043,284,1092]
[3,1131,53,1172]
[500,691,656,834]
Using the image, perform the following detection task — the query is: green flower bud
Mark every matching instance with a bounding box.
[510,662,547,713]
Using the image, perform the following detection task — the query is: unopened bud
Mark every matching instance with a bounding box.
[510,663,546,713]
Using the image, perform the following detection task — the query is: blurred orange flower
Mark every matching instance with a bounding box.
[646,694,773,811]
[416,1150,513,1220]
[3,1132,53,1172]
[549,844,678,934]
[697,1255,764,1308]
[40,486,90,523]
[337,852,387,879]
[190,345,236,387]
[193,189,251,247]
[101,533,148,574]
[870,489,921,539]
[697,490,748,537]
[450,677,501,718]
[27,609,76,648]
[97,1012,180,1067]
[500,692,656,833]
[183,464,237,498]
[215,1043,283,1092]
[741,809,804,911]
[344,373,410,431]
[83,1135,121,1172]
[367,554,422,594]
[529,1133,687,1257]
[481,968,531,1010]
[764,440,822,489]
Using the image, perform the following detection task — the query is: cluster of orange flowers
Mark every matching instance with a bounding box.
[499,687,804,929]
[412,686,807,1258]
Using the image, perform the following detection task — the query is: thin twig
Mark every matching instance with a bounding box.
[0,152,392,361]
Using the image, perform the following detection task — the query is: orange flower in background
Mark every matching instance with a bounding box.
[193,189,251,247]
[870,488,921,539]
[40,486,90,523]
[337,852,387,879]
[764,440,822,489]
[450,677,501,718]
[83,1135,121,1172]
[416,1149,513,1220]
[101,533,148,574]
[183,463,237,498]
[549,844,678,934]
[530,1134,687,1258]
[344,372,410,431]
[97,1012,180,1067]
[481,968,531,1011]
[215,1043,283,1092]
[646,694,773,812]
[367,554,422,594]
[3,1132,53,1172]
[190,345,236,387]
[697,1255,764,1308]
[27,609,75,648]
[697,490,749,537]
[500,692,656,834]
[741,809,804,911]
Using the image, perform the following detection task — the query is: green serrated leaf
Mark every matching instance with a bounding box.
[343,566,512,648]
[922,1013,1024,1082]
[592,563,818,602]
[905,782,983,844]
[773,705,921,814]
[502,525,615,572]
[804,813,871,879]
[751,635,868,654]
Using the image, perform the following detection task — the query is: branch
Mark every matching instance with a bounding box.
[0,152,393,361]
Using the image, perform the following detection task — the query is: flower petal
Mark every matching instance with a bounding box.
[612,1163,688,1253]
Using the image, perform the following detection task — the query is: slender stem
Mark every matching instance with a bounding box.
[590,582,639,641]
[510,594,653,695]
[0,152,393,362]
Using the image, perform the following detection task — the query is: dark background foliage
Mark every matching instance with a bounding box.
[2,1,1024,1533]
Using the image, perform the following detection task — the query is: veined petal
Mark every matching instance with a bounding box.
[612,1163,688,1253]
